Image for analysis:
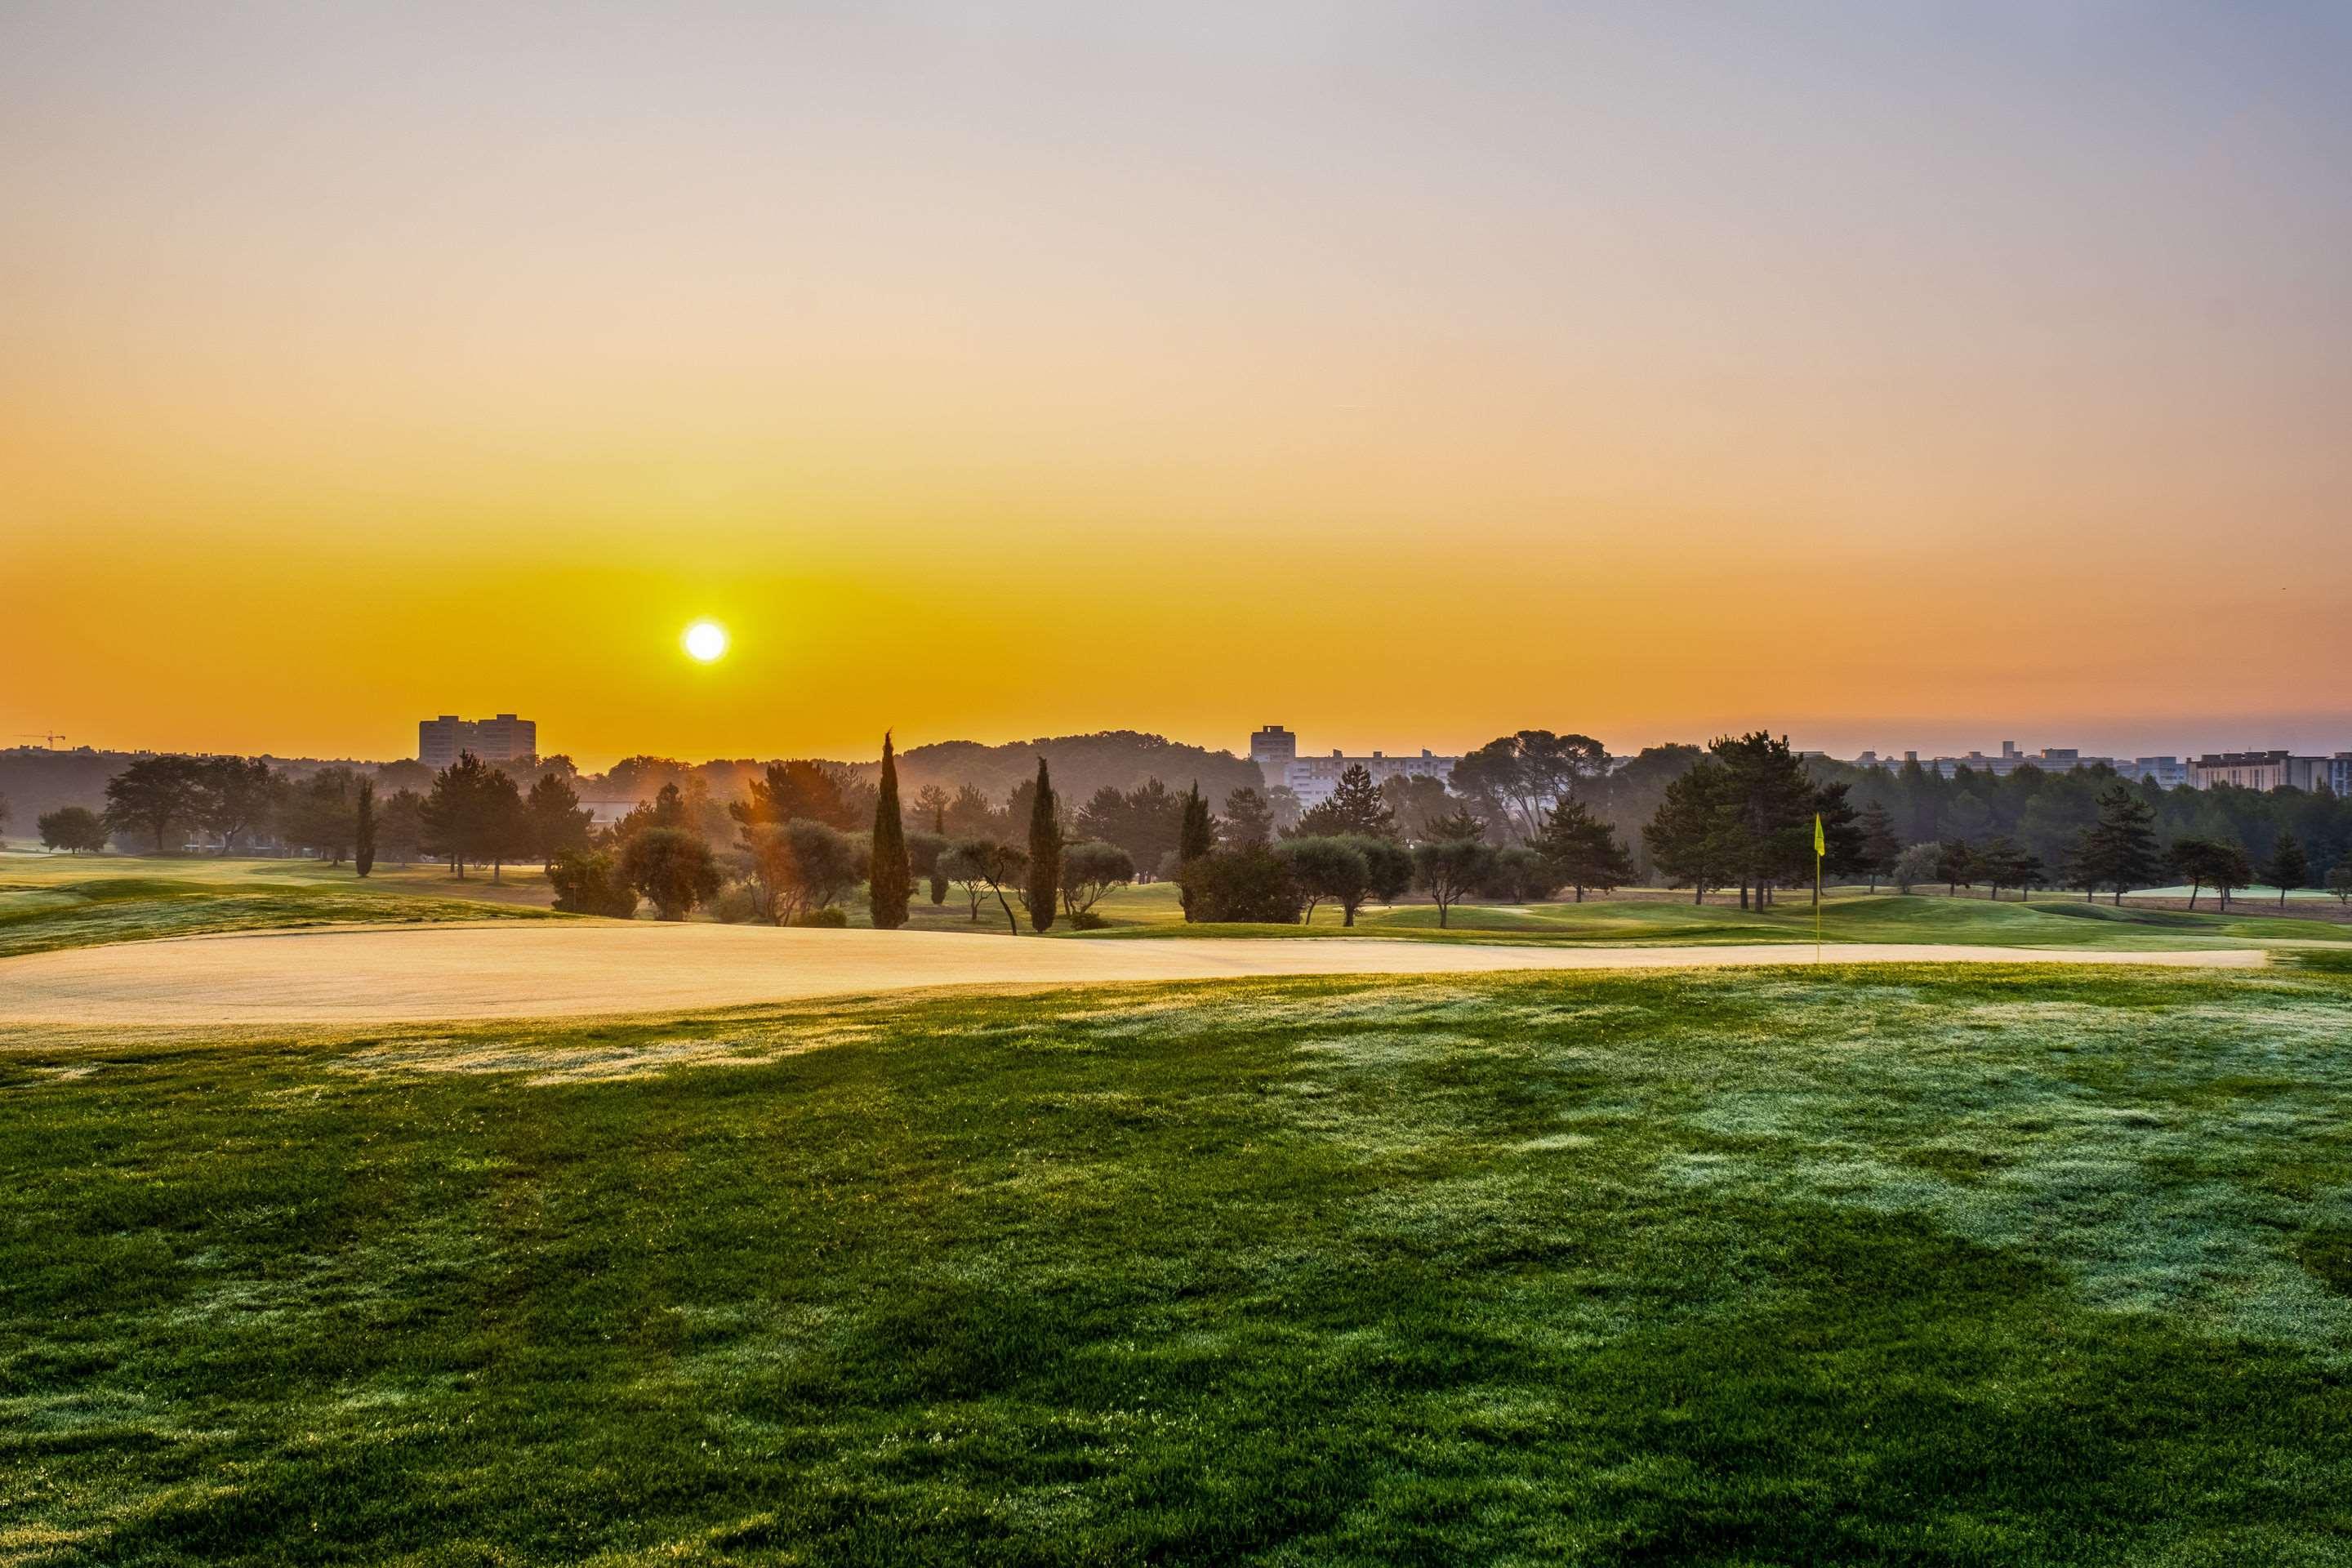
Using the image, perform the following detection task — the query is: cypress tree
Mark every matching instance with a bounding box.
[1024,757,1061,932]
[869,731,911,929]
[354,778,376,879]
[2265,832,2310,910]
[1178,782,1214,862]
[1176,782,1215,921]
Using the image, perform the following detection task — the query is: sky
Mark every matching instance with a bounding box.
[4,1,2350,769]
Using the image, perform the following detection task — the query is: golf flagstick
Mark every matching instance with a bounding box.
[1814,813,1824,963]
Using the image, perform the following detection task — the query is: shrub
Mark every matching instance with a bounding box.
[708,880,763,924]
[547,849,640,917]
[1891,841,1942,894]
[1067,909,1110,931]
[792,906,849,928]
[1177,846,1306,924]
[1059,840,1136,917]
[1479,844,1561,902]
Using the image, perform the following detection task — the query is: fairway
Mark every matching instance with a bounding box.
[3,964,2349,1563]
[0,920,2265,1025]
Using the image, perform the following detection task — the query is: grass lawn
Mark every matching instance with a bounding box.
[14,856,2350,961]
[0,854,561,958]
[944,878,2352,954]
[3,963,2350,1563]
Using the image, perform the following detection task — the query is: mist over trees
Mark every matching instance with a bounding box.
[47,722,2352,940]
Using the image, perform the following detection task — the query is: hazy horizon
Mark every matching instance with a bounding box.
[14,709,2352,777]
[7,2,2350,766]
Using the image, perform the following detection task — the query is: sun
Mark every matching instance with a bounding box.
[682,620,728,662]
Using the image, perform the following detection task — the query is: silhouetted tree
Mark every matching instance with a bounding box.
[526,773,593,866]
[1977,836,2042,901]
[2264,832,2310,909]
[1378,774,1454,840]
[943,783,998,840]
[1532,799,1636,902]
[1361,837,1414,906]
[354,779,376,878]
[2169,835,2252,911]
[199,757,280,855]
[420,752,497,878]
[621,827,720,920]
[1059,840,1136,918]
[963,839,1030,934]
[280,768,360,865]
[1412,836,1495,927]
[1291,764,1397,840]
[1280,836,1371,924]
[1450,731,1608,840]
[2073,783,2163,905]
[1221,786,1275,849]
[869,732,911,929]
[548,849,639,916]
[1856,799,1903,891]
[1935,840,1978,897]
[1644,760,1737,905]
[105,755,211,853]
[378,788,424,866]
[1024,759,1061,933]
[37,806,108,855]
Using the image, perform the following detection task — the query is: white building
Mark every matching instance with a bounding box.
[419,713,537,768]
[2189,751,2347,793]
[2116,756,2188,789]
[1249,725,1457,809]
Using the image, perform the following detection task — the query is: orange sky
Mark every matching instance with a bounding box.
[6,3,2350,768]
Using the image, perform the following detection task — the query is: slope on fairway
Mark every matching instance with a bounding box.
[0,919,2265,1024]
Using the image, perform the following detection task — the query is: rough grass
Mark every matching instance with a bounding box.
[3,964,2350,1564]
[0,872,559,957]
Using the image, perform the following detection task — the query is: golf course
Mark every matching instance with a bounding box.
[3,852,2350,1564]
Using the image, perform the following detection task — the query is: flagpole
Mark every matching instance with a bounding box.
[1814,812,1824,964]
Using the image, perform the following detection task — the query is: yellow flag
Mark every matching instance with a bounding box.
[1814,813,1825,857]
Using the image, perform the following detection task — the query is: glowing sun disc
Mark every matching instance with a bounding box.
[683,621,728,662]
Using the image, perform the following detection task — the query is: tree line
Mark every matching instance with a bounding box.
[67,731,2352,926]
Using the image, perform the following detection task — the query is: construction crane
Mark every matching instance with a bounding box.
[16,733,67,748]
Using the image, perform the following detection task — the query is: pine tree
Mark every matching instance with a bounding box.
[354,778,376,879]
[2264,832,2310,910]
[1531,799,1636,902]
[1178,782,1216,864]
[2076,782,2163,905]
[1174,782,1217,921]
[1855,799,1902,891]
[1024,758,1061,933]
[1291,764,1398,840]
[869,731,911,929]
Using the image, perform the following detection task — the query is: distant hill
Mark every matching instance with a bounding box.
[893,732,1263,807]
[0,733,1267,840]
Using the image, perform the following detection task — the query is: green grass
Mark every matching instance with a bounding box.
[4,964,2350,1563]
[0,856,561,957]
[998,879,2352,952]
[12,854,2345,960]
